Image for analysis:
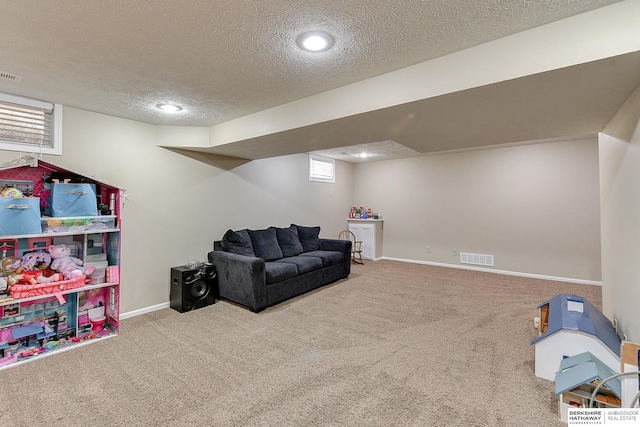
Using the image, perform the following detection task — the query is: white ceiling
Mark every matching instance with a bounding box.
[1,0,638,162]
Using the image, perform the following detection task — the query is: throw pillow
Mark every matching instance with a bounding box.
[221,229,255,256]
[276,226,304,257]
[248,227,284,261]
[292,224,320,252]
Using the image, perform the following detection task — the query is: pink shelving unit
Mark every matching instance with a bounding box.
[0,157,122,369]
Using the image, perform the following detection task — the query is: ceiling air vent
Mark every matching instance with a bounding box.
[0,71,23,82]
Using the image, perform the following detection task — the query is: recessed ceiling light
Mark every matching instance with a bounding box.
[296,31,334,52]
[356,153,372,158]
[156,103,183,112]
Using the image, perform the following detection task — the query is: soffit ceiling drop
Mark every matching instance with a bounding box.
[180,51,640,161]
[0,0,635,162]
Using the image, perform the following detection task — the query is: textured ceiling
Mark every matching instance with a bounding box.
[0,0,635,162]
[310,141,423,163]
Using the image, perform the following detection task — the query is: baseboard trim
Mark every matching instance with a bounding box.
[121,302,170,320]
[380,256,602,286]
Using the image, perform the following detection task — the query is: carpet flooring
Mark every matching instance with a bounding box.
[0,260,602,426]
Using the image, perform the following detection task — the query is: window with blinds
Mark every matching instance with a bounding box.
[0,92,62,155]
[309,154,335,183]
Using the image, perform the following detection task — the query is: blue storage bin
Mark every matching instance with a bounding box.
[0,197,42,235]
[50,183,98,217]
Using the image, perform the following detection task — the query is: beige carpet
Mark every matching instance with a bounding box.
[0,260,602,426]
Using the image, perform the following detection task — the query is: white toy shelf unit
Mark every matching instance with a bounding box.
[0,157,122,370]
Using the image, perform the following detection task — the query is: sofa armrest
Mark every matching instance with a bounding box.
[318,238,350,252]
[318,238,352,275]
[207,250,267,312]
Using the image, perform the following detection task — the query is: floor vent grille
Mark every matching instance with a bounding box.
[0,71,22,82]
[460,252,494,266]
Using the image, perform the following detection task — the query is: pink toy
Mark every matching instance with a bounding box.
[48,244,94,280]
[10,275,85,302]
[0,352,18,368]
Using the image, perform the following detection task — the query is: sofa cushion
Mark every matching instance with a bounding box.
[248,227,283,261]
[276,226,304,257]
[264,262,298,285]
[300,250,344,267]
[221,229,255,257]
[276,256,323,274]
[292,224,320,252]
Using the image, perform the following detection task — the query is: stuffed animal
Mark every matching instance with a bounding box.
[48,244,94,280]
[9,251,52,273]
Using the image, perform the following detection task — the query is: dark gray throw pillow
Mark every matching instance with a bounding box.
[276,226,304,257]
[248,227,284,261]
[221,229,255,256]
[292,224,320,252]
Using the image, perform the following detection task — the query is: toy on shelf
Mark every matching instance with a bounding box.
[0,352,18,368]
[0,274,21,298]
[9,275,85,302]
[20,269,62,285]
[349,206,378,219]
[48,244,94,280]
[0,187,24,198]
[9,251,51,273]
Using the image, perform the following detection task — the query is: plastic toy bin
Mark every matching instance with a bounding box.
[41,216,116,233]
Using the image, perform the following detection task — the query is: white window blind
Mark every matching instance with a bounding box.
[309,155,335,183]
[0,92,62,155]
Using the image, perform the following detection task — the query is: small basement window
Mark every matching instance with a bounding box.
[0,92,62,155]
[309,154,335,183]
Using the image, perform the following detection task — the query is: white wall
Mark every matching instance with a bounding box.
[600,83,640,343]
[0,107,354,313]
[0,107,611,318]
[353,138,602,282]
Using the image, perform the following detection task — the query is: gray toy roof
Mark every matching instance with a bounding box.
[555,351,621,399]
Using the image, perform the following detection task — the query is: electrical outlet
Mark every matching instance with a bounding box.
[453,249,459,257]
[613,318,627,341]
[426,246,431,253]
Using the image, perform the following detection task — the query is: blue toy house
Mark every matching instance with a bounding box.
[531,294,621,381]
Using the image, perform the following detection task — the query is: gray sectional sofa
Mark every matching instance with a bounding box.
[208,224,351,312]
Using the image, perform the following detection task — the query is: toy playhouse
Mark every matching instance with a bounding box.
[0,156,122,369]
[531,294,621,381]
